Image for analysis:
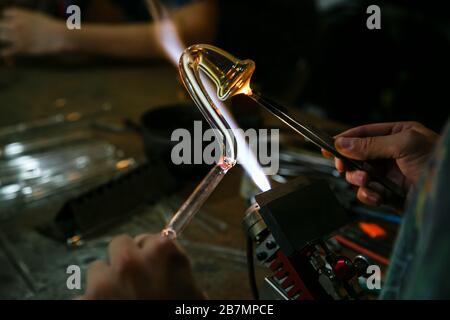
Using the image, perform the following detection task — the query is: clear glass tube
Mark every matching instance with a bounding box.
[161,163,229,238]
[161,45,251,238]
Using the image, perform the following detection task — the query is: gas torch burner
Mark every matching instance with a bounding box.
[243,177,371,300]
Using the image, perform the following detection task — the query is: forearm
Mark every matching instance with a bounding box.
[62,0,218,59]
[63,24,161,59]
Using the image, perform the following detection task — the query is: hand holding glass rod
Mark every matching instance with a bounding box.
[187,45,406,201]
[182,44,405,201]
[247,93,407,201]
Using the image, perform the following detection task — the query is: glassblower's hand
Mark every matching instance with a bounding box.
[322,122,439,207]
[0,8,68,57]
[80,234,204,300]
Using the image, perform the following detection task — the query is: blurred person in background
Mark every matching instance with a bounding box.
[0,0,217,59]
[4,0,447,133]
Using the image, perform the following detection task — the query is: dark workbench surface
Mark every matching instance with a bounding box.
[0,60,262,299]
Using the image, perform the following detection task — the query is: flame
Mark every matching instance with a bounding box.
[155,20,185,65]
[200,73,271,192]
[146,0,184,66]
[236,79,253,96]
[146,0,270,192]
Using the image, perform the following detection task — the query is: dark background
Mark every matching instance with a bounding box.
[218,0,450,132]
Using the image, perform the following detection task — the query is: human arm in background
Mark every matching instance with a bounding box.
[0,0,218,58]
[322,121,439,207]
[81,234,204,299]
